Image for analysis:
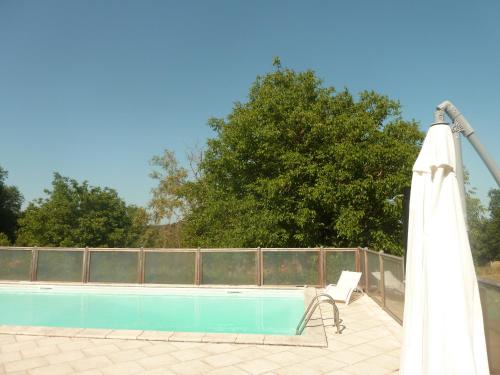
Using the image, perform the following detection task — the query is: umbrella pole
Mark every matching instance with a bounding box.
[436,100,500,188]
[452,128,468,225]
[464,132,500,187]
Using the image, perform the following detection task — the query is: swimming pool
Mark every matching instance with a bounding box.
[0,285,305,335]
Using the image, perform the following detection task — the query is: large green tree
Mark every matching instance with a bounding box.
[16,173,147,247]
[0,166,23,243]
[179,62,424,253]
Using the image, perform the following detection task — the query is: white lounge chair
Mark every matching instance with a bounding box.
[324,270,362,305]
[296,271,362,335]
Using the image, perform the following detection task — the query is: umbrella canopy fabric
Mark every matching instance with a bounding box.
[400,124,489,375]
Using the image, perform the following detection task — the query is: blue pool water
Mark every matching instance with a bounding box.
[0,285,305,335]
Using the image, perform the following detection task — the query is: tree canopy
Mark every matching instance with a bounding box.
[0,166,23,243]
[16,173,148,247]
[175,64,424,253]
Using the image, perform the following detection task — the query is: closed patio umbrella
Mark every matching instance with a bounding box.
[400,123,489,374]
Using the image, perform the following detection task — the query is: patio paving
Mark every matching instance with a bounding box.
[0,294,402,374]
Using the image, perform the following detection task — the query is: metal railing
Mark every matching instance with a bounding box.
[0,246,359,287]
[359,248,405,323]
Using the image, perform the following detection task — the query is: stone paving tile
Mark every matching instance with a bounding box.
[302,356,348,373]
[68,355,113,372]
[0,351,22,365]
[363,353,400,372]
[264,350,304,366]
[170,347,209,362]
[349,342,393,357]
[20,345,60,359]
[326,348,371,365]
[275,363,324,375]
[169,341,204,350]
[170,359,214,375]
[230,346,270,360]
[107,348,148,363]
[100,361,145,375]
[203,352,243,367]
[137,353,177,369]
[1,341,38,354]
[343,361,394,375]
[201,343,239,354]
[0,334,16,344]
[73,371,104,375]
[82,343,120,356]
[4,358,49,373]
[29,363,74,375]
[112,339,150,350]
[44,349,85,365]
[56,338,94,352]
[206,365,249,375]
[34,336,71,347]
[323,370,356,375]
[236,358,281,374]
[140,342,177,356]
[140,368,177,375]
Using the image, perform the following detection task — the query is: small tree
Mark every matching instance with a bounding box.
[147,150,189,247]
[16,173,145,247]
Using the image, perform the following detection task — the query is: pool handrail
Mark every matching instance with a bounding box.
[296,293,340,335]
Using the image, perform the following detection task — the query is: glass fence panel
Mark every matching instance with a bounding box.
[325,251,356,285]
[36,250,84,282]
[263,251,319,285]
[367,251,382,303]
[144,252,195,284]
[89,251,139,283]
[382,256,405,321]
[0,249,32,281]
[479,281,500,375]
[202,251,257,285]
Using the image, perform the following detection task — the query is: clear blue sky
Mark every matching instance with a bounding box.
[1,0,499,208]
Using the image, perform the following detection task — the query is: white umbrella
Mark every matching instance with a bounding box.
[400,124,489,375]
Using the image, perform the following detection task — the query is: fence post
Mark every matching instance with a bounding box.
[260,248,265,286]
[379,250,385,308]
[30,246,38,282]
[82,247,89,283]
[319,246,325,287]
[139,247,145,284]
[355,247,360,273]
[195,247,201,286]
[256,247,262,286]
[364,248,369,292]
